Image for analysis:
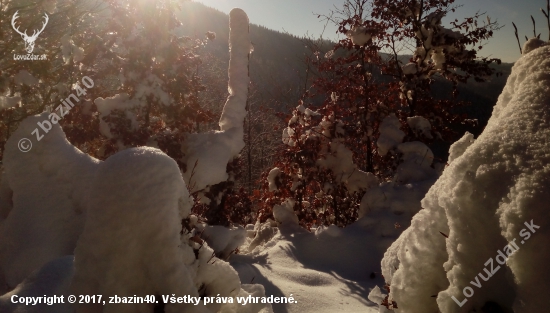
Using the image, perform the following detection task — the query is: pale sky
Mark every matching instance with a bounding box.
[195,0,549,63]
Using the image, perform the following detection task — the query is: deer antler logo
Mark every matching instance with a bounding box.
[12,11,49,54]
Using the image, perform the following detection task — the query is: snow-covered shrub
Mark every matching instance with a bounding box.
[378,44,550,313]
[0,114,98,290]
[257,0,501,229]
[70,147,262,313]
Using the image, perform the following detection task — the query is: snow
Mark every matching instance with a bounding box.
[200,224,247,260]
[346,26,372,46]
[411,11,469,73]
[135,74,171,106]
[1,9,270,313]
[316,140,378,193]
[401,63,417,75]
[232,218,385,313]
[4,6,548,313]
[182,8,251,192]
[272,199,299,226]
[70,147,201,312]
[0,95,21,110]
[267,167,281,192]
[0,113,99,291]
[0,256,74,313]
[219,9,250,132]
[14,70,39,86]
[94,93,141,138]
[522,37,548,55]
[60,35,85,64]
[406,116,432,139]
[379,44,550,312]
[359,136,438,242]
[448,131,475,163]
[377,114,405,156]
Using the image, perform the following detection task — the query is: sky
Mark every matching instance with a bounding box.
[195,0,550,63]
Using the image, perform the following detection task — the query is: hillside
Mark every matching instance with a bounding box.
[175,1,513,167]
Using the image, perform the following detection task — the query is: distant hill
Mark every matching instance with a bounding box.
[175,1,513,137]
[175,1,330,112]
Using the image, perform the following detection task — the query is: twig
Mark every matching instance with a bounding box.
[512,22,523,54]
[542,0,550,40]
[531,15,538,38]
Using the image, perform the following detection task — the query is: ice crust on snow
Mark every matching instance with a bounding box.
[380,44,550,313]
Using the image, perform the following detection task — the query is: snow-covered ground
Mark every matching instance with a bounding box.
[231,219,388,313]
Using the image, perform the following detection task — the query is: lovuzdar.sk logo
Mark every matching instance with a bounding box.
[11,10,49,60]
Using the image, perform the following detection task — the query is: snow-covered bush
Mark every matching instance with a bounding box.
[0,114,98,291]
[71,147,262,313]
[378,43,550,313]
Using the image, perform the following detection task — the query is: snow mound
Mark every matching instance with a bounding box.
[0,256,74,313]
[201,224,247,260]
[522,37,548,55]
[70,147,203,312]
[406,116,432,139]
[70,147,264,313]
[377,114,405,156]
[0,113,99,291]
[380,45,550,313]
